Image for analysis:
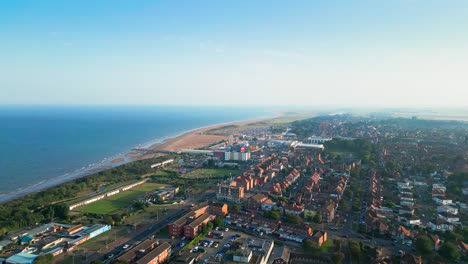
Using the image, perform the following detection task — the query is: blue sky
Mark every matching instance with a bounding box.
[1,0,467,106]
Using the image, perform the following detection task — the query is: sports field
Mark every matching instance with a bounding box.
[75,182,165,214]
[132,182,167,192]
[183,168,240,178]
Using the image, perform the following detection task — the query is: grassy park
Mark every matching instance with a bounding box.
[74,182,165,214]
[183,168,240,179]
[132,182,167,192]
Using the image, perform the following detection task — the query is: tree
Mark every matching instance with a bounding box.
[348,240,361,257]
[207,159,216,168]
[438,242,460,261]
[264,211,280,220]
[133,201,147,210]
[313,213,322,224]
[90,261,103,264]
[111,214,122,224]
[104,215,114,225]
[206,222,214,231]
[333,239,342,252]
[285,214,302,225]
[344,189,353,199]
[383,200,396,209]
[332,252,345,264]
[155,196,164,204]
[212,218,223,228]
[49,204,69,219]
[340,202,350,213]
[230,204,240,213]
[201,223,207,235]
[303,240,321,255]
[415,235,432,255]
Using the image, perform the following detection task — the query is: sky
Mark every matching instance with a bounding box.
[1,0,467,107]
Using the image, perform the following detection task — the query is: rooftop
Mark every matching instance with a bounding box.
[135,242,171,264]
[188,213,214,228]
[6,253,38,264]
[117,238,158,262]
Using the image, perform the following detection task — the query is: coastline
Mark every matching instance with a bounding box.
[0,115,274,204]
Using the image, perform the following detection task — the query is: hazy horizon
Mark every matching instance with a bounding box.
[2,1,468,106]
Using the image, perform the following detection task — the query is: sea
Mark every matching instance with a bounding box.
[0,105,273,202]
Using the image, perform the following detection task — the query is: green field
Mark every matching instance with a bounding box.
[75,190,144,214]
[183,168,240,178]
[132,182,167,192]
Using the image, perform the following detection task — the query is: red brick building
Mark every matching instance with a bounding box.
[115,238,159,263]
[318,202,335,223]
[169,212,195,238]
[217,182,244,202]
[189,201,209,217]
[247,193,268,209]
[135,242,171,264]
[184,213,215,238]
[208,202,228,217]
[311,230,327,246]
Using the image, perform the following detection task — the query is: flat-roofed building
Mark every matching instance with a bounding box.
[217,182,244,202]
[208,201,228,217]
[66,225,83,235]
[318,202,335,223]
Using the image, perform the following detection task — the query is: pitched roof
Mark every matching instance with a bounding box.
[135,242,171,264]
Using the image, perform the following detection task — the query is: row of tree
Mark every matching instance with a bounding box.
[0,155,176,236]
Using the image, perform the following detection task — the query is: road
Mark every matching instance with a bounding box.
[84,192,216,263]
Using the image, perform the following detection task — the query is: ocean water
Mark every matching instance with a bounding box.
[0,105,272,202]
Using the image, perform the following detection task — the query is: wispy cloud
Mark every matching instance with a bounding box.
[198,40,225,53]
[199,41,207,50]
[240,49,302,58]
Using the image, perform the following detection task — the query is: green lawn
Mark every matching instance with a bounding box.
[321,239,333,253]
[183,168,240,178]
[330,151,355,156]
[75,190,144,214]
[132,182,167,192]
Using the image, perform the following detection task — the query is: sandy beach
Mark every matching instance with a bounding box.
[147,118,269,152]
[111,157,125,163]
[0,116,274,204]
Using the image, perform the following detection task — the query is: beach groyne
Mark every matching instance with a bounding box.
[69,179,147,210]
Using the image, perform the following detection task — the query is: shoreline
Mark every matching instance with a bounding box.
[0,115,275,204]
